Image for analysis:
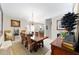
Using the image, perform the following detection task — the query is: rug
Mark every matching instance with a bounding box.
[11,42,49,55]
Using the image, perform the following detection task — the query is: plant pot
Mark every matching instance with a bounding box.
[64,32,75,44]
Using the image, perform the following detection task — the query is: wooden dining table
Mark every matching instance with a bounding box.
[31,35,48,51]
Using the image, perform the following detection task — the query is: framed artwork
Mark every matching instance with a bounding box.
[11,20,20,27]
[57,20,65,30]
[0,5,3,36]
[46,25,48,30]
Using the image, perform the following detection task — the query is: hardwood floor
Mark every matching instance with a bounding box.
[12,42,49,55]
[0,37,51,55]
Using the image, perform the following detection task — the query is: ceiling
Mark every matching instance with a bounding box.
[1,3,73,23]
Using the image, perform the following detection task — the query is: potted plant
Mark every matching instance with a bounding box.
[61,12,78,46]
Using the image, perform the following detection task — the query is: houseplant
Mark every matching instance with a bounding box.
[61,12,78,47]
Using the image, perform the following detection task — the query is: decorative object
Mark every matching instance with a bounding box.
[46,25,48,30]
[11,20,20,27]
[61,12,78,43]
[60,32,67,39]
[0,5,3,36]
[61,12,79,51]
[4,30,14,41]
[57,20,65,30]
[62,41,74,51]
[13,29,19,36]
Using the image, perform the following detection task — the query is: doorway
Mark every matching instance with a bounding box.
[45,18,52,39]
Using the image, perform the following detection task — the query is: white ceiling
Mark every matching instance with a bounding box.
[1,3,73,23]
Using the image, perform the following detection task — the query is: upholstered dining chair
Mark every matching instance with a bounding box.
[35,32,38,37]
[27,35,35,52]
[20,33,28,48]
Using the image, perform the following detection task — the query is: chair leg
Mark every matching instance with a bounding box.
[34,43,38,52]
[30,45,35,53]
[21,40,23,44]
[38,43,40,48]
[30,49,32,53]
[25,41,28,49]
[28,45,33,53]
[42,41,44,47]
[25,44,28,48]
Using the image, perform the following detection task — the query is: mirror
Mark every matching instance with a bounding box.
[0,4,3,36]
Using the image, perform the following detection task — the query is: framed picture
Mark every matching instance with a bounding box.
[57,20,65,30]
[11,20,20,27]
[46,25,48,30]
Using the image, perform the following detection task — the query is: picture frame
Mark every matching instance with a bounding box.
[11,20,20,27]
[46,25,48,30]
[57,20,65,30]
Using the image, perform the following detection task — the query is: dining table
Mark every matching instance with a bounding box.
[31,35,48,52]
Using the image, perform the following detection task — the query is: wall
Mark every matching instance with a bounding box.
[0,13,28,43]
[73,3,79,43]
[75,20,79,43]
[51,14,66,40]
[2,14,28,41]
[3,14,45,35]
[3,14,28,31]
[26,23,44,34]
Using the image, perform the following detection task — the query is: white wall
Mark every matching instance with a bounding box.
[3,14,28,35]
[51,14,66,40]
[3,14,45,34]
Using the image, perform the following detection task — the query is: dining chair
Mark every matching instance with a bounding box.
[35,32,38,37]
[20,33,28,48]
[27,35,35,52]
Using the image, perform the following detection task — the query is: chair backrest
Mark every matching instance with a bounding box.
[21,30,26,34]
[27,35,32,44]
[35,32,38,36]
[39,32,44,37]
[20,33,27,41]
